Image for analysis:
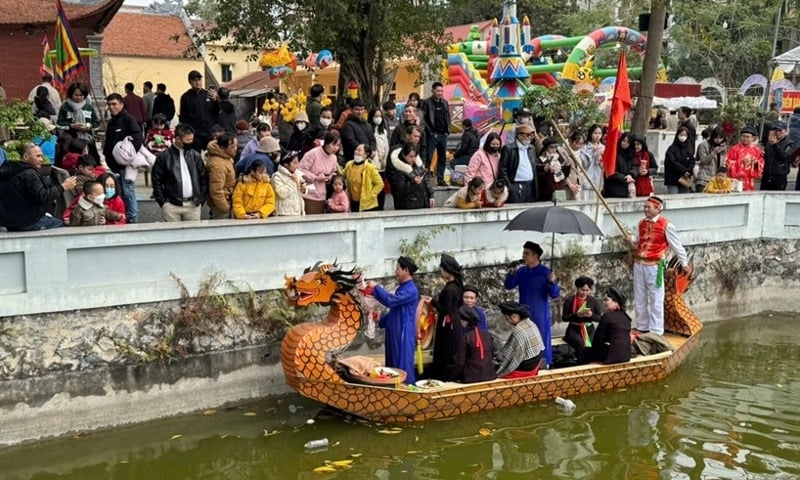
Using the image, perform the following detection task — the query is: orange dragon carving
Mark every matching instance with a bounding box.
[664,255,701,337]
[280,262,362,392]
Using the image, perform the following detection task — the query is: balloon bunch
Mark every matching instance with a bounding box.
[303,49,334,70]
[259,44,299,80]
[262,91,331,123]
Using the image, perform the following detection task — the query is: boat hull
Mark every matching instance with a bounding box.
[292,332,700,424]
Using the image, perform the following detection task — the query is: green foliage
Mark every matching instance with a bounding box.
[719,94,761,141]
[398,225,456,270]
[0,100,51,160]
[666,0,796,86]
[184,0,452,108]
[552,240,590,290]
[521,84,604,129]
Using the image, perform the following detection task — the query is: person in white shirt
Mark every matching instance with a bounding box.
[27,74,62,111]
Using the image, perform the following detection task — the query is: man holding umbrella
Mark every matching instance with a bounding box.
[504,241,560,368]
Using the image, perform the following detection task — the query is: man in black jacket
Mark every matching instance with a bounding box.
[153,83,176,123]
[179,70,219,151]
[420,82,451,185]
[762,121,794,191]
[452,118,480,166]
[0,144,76,230]
[151,123,208,222]
[499,123,539,203]
[104,93,144,223]
[340,98,376,161]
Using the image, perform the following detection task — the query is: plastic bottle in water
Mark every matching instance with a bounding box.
[304,438,329,450]
[555,396,576,412]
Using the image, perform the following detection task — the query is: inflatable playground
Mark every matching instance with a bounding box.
[438,1,658,133]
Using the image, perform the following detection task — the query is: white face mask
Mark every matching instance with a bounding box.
[92,194,106,207]
[677,135,688,143]
[320,118,332,127]
[353,155,365,164]
[296,122,307,131]
[373,117,382,126]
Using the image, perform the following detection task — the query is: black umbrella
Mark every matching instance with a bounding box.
[505,206,603,260]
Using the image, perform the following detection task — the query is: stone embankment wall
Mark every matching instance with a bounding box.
[2,193,800,445]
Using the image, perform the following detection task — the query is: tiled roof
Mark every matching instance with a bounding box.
[221,70,279,91]
[0,0,120,25]
[445,20,494,42]
[104,11,196,59]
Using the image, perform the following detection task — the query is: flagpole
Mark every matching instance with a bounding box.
[554,126,634,246]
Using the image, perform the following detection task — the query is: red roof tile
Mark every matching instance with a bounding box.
[221,70,278,91]
[104,11,196,59]
[445,20,494,42]
[0,0,120,25]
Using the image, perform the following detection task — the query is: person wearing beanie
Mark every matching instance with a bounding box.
[579,287,632,365]
[429,253,465,380]
[726,126,764,191]
[504,240,560,368]
[367,256,420,384]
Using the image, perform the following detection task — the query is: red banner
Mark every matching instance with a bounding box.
[780,90,800,114]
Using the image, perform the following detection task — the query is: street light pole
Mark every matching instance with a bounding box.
[761,0,786,137]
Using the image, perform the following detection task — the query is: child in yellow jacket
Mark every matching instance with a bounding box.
[704,167,733,194]
[232,160,276,219]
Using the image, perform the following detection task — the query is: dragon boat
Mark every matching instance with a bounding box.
[280,259,702,424]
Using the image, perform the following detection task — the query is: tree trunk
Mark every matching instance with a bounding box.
[631,0,668,135]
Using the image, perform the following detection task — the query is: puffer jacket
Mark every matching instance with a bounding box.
[342,160,383,211]
[205,140,236,214]
[232,173,276,219]
[0,161,63,229]
[271,165,306,216]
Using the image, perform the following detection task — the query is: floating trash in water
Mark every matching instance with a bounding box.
[243,412,257,417]
[170,434,182,441]
[304,438,329,450]
[555,397,576,412]
[288,404,298,414]
[306,418,315,425]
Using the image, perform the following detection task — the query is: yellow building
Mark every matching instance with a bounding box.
[103,8,260,100]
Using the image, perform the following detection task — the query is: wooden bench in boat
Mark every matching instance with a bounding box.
[357,333,688,392]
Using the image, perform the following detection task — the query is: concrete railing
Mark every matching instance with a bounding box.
[2,192,799,317]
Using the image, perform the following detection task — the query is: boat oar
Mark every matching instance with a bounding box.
[553,126,634,249]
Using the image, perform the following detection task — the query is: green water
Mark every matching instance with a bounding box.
[2,315,799,480]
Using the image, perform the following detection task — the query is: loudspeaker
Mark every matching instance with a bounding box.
[638,12,669,32]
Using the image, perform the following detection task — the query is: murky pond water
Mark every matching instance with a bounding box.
[2,314,799,480]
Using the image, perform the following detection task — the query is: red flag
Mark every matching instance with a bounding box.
[53,0,85,90]
[602,50,631,177]
[39,35,53,78]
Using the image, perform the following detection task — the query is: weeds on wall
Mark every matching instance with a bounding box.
[170,271,231,354]
[552,240,590,291]
[711,256,759,297]
[398,225,456,269]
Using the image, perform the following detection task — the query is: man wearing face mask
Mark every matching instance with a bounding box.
[70,181,124,226]
[340,98,376,161]
[762,121,794,191]
[499,123,539,203]
[152,123,208,222]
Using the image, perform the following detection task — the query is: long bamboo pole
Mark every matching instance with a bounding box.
[554,126,634,249]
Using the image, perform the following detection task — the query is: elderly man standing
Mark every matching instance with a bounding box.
[0,144,76,230]
[631,196,688,336]
[367,256,420,384]
[499,123,539,203]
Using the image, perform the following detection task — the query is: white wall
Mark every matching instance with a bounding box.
[2,193,799,318]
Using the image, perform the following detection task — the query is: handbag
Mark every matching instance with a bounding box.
[677,175,693,189]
